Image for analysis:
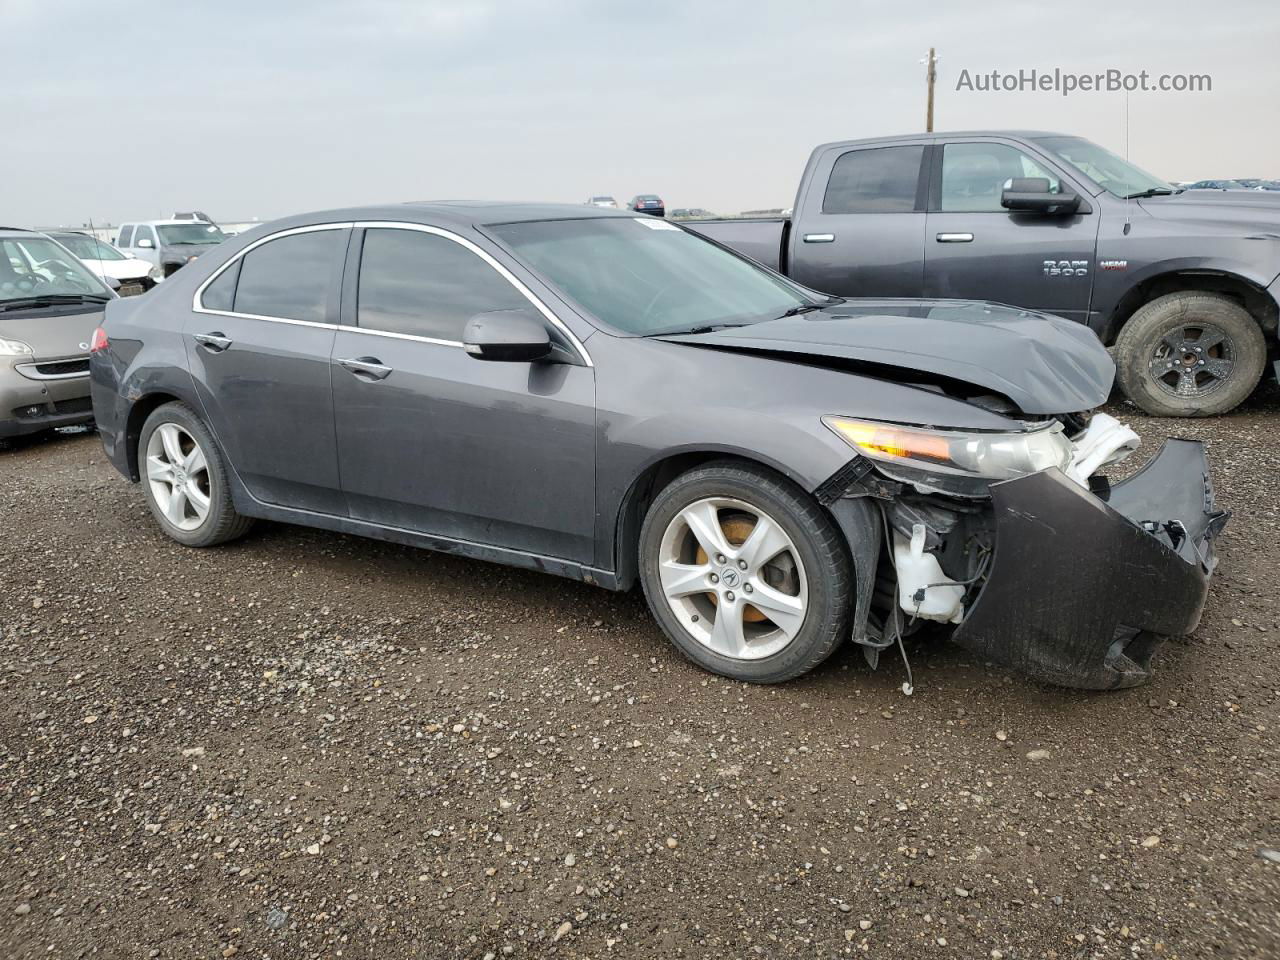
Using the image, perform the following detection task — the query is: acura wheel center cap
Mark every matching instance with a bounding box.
[720,567,739,588]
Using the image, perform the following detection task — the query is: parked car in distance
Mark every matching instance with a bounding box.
[45,232,153,295]
[586,196,618,208]
[116,219,227,281]
[1182,179,1252,191]
[669,208,716,219]
[91,203,1224,691]
[628,194,665,217]
[684,131,1280,417]
[2,227,114,440]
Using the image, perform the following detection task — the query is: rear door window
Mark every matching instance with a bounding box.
[356,228,527,341]
[823,145,925,213]
[117,225,134,247]
[232,229,344,323]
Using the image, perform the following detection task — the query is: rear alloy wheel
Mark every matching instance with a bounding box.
[145,422,211,532]
[1114,292,1267,417]
[138,402,253,547]
[639,462,851,683]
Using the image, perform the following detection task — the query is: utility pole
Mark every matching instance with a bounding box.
[922,47,938,132]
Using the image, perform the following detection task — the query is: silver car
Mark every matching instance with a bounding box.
[1,228,113,440]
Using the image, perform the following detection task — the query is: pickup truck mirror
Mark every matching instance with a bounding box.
[1001,177,1081,215]
[136,237,154,248]
[463,309,552,362]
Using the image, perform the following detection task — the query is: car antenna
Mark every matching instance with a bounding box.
[1123,93,1133,235]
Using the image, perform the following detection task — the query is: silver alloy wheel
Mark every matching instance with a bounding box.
[145,422,212,531]
[657,497,808,660]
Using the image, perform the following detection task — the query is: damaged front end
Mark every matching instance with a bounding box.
[819,413,1228,690]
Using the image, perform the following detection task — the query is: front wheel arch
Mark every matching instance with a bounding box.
[613,451,820,591]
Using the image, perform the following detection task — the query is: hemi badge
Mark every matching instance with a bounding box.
[1099,260,1129,271]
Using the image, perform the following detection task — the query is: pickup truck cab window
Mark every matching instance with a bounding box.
[939,142,1061,213]
[823,145,925,214]
[356,228,527,341]
[116,225,134,247]
[232,229,343,323]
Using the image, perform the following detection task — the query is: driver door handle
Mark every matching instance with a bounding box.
[936,232,974,243]
[194,332,233,352]
[802,233,835,243]
[337,356,393,381]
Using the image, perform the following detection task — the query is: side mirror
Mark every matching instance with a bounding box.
[1001,177,1081,215]
[136,237,154,248]
[463,309,552,362]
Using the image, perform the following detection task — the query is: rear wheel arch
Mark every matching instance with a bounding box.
[123,392,184,480]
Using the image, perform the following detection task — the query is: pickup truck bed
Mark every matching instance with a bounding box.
[684,218,789,271]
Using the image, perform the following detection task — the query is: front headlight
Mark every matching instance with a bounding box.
[149,264,165,280]
[0,337,34,357]
[824,416,1073,490]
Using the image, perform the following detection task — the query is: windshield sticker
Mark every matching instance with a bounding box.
[634,218,681,231]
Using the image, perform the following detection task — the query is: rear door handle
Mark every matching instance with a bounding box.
[802,233,835,243]
[194,332,233,352]
[935,232,974,243]
[337,356,393,381]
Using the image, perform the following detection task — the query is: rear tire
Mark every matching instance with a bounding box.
[137,402,253,547]
[1114,292,1266,417]
[638,461,851,683]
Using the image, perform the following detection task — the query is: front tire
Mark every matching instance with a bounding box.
[1114,292,1266,417]
[137,402,253,547]
[638,461,852,683]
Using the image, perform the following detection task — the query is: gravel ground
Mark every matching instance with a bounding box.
[2,392,1278,960]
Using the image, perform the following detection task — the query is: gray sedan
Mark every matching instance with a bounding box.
[89,203,1226,689]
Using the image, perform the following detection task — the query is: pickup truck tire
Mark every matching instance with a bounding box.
[638,461,851,684]
[1114,292,1266,417]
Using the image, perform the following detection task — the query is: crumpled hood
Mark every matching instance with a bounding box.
[659,299,1115,415]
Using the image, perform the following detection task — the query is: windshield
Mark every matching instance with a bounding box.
[1,236,111,302]
[489,217,811,336]
[1033,136,1175,198]
[156,223,226,245]
[52,234,126,261]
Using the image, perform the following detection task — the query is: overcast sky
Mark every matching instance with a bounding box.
[4,0,1277,227]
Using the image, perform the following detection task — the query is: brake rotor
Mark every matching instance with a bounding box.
[696,514,768,622]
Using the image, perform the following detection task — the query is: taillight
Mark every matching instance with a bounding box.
[90,327,109,353]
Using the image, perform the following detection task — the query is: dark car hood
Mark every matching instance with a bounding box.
[1139,191,1280,230]
[659,299,1114,415]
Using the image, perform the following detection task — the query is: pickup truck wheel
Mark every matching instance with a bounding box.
[1114,292,1266,417]
[638,461,851,683]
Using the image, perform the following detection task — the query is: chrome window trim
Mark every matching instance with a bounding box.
[192,219,593,366]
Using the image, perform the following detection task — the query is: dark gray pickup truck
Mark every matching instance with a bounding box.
[686,131,1280,417]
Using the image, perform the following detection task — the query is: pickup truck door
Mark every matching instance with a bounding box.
[787,142,929,298]
[923,139,1099,324]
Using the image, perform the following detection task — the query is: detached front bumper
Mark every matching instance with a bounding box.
[952,439,1227,689]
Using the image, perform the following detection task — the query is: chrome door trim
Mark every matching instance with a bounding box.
[191,220,593,366]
